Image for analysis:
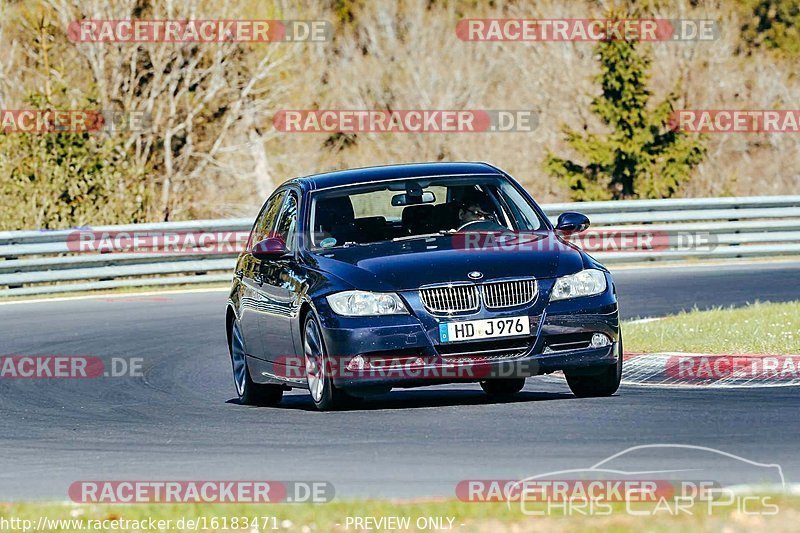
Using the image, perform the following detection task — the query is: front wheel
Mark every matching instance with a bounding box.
[229,320,284,406]
[565,334,623,398]
[304,313,350,411]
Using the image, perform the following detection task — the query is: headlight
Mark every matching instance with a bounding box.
[550,269,607,301]
[326,290,409,316]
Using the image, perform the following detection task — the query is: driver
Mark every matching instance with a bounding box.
[456,193,506,231]
[458,202,491,226]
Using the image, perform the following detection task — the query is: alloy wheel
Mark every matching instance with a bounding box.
[304,319,326,403]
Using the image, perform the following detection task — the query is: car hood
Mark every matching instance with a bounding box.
[308,233,586,292]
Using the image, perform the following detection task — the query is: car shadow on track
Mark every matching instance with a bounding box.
[227,388,577,412]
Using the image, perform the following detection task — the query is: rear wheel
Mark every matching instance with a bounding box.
[565,334,623,398]
[480,378,526,398]
[229,320,283,406]
[304,313,349,411]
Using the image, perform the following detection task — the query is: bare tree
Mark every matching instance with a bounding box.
[45,0,303,219]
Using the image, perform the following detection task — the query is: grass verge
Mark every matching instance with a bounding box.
[624,301,799,355]
[2,496,800,532]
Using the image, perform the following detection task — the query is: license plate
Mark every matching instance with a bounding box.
[439,316,529,343]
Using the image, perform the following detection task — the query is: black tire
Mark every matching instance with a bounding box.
[229,320,284,406]
[565,333,623,398]
[303,313,350,411]
[480,378,526,398]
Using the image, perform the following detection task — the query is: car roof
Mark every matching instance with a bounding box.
[289,162,503,191]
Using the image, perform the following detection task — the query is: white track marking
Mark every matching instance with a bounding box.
[0,287,228,306]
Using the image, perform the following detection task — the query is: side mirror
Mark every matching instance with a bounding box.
[251,236,287,260]
[555,212,590,234]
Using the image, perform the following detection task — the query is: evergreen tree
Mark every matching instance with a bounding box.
[545,12,706,200]
[740,0,800,58]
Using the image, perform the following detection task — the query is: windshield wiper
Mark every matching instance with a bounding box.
[316,241,362,251]
[391,233,444,242]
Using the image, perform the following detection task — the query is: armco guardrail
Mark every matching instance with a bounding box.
[1,195,798,298]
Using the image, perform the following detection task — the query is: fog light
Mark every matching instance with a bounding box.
[346,354,369,371]
[591,333,611,348]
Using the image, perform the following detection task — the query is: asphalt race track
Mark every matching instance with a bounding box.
[1,261,799,500]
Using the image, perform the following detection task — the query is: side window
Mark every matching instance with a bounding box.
[249,191,287,247]
[274,193,298,252]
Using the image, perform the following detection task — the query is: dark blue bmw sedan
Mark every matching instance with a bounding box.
[226,162,621,410]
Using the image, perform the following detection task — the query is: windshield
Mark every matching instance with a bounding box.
[308,175,545,249]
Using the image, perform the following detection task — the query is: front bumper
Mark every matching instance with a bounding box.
[330,343,619,390]
[315,276,620,390]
